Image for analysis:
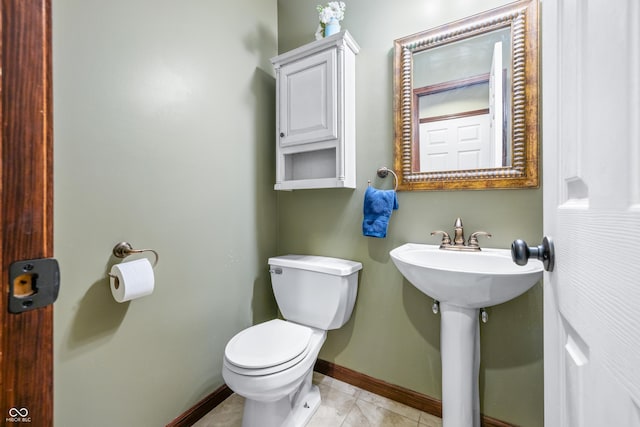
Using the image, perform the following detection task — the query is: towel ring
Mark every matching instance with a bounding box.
[372,167,398,191]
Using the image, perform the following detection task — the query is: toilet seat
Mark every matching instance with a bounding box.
[224,319,313,376]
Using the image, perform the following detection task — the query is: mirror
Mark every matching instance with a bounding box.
[393,0,538,190]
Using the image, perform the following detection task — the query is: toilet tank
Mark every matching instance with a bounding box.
[268,255,362,330]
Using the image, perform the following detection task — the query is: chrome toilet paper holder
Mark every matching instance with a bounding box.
[108,242,159,284]
[111,242,159,266]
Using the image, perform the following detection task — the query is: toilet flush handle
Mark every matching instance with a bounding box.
[269,268,282,274]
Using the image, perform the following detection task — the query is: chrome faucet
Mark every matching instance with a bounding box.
[431,218,492,251]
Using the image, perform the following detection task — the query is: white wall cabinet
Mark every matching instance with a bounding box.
[271,31,359,190]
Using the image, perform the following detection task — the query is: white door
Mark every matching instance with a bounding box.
[542,1,640,426]
[419,114,491,171]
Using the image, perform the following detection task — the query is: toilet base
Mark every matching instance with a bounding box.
[241,369,321,427]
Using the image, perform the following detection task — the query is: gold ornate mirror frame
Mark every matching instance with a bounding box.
[393,0,539,191]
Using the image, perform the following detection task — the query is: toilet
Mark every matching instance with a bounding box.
[222,255,362,427]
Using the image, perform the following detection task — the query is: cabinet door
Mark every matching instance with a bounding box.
[279,49,337,146]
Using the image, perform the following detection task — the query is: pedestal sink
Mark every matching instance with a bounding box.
[390,243,543,427]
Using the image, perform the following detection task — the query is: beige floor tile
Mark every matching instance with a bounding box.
[307,382,358,427]
[312,372,361,397]
[312,371,334,388]
[342,399,419,427]
[356,389,422,422]
[418,411,443,427]
[196,373,443,427]
[192,393,244,427]
[325,377,362,397]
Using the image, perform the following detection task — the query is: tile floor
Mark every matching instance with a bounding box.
[193,372,442,427]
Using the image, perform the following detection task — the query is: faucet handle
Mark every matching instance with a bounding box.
[468,231,492,248]
[431,230,452,248]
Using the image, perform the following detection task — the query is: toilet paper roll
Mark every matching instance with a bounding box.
[109,258,155,303]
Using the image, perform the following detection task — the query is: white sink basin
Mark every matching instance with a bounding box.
[390,243,543,308]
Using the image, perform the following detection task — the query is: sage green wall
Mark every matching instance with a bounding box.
[53,1,278,426]
[276,1,543,426]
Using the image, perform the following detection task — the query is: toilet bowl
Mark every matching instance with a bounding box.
[222,255,362,427]
[223,320,326,426]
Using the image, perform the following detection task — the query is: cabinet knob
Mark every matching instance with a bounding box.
[279,132,285,138]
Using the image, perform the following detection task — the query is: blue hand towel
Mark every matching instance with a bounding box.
[362,186,399,238]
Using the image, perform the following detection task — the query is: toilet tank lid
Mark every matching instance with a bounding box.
[268,255,362,276]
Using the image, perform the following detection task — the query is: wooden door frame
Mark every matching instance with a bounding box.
[0,0,54,425]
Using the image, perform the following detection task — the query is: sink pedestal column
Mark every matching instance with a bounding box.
[439,303,480,427]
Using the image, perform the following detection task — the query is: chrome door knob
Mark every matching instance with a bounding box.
[511,236,555,272]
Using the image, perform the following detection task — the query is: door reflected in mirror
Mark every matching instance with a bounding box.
[394,0,538,190]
